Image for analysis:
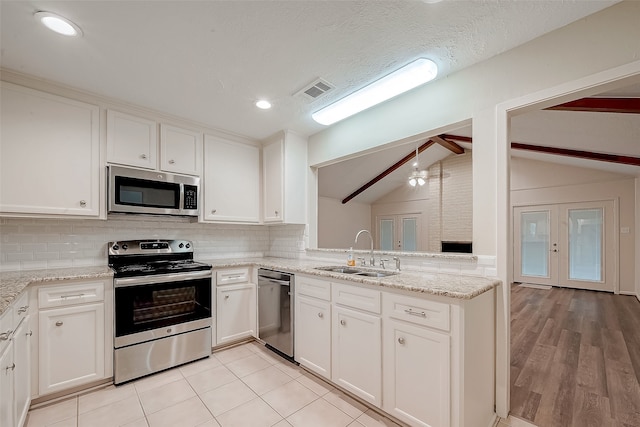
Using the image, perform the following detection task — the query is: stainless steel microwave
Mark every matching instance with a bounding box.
[108,165,199,217]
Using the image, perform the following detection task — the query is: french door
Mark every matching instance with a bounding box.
[378,214,422,251]
[513,201,616,292]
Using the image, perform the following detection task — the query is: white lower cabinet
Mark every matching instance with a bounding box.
[295,295,331,378]
[383,319,450,427]
[215,269,257,345]
[39,303,105,394]
[331,284,382,407]
[0,336,14,427]
[13,315,31,427]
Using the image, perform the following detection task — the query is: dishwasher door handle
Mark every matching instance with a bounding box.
[259,277,291,286]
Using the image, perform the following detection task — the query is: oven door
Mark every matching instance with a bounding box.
[114,270,212,348]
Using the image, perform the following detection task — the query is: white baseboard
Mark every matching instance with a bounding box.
[517,283,552,290]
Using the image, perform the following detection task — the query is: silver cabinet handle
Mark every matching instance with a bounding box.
[404,308,427,318]
[211,209,217,214]
[61,293,85,299]
[55,321,64,326]
[79,200,87,208]
[5,363,15,373]
[168,159,175,164]
[18,305,29,314]
[340,319,346,326]
[0,331,11,341]
[275,210,279,216]
[318,312,323,318]
[224,295,230,299]
[398,337,405,345]
[26,331,33,337]
[140,154,147,159]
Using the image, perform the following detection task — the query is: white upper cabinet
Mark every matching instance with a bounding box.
[160,124,202,175]
[0,82,100,217]
[203,135,260,223]
[262,130,307,224]
[107,110,157,169]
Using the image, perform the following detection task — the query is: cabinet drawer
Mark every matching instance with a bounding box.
[383,293,450,332]
[297,275,331,301]
[13,291,30,325]
[216,268,250,285]
[332,283,380,314]
[38,282,105,309]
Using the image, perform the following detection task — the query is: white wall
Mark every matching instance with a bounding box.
[511,157,636,294]
[317,196,371,249]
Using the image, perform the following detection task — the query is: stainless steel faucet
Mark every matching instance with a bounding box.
[355,229,374,266]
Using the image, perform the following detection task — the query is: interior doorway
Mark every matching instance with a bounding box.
[513,200,617,292]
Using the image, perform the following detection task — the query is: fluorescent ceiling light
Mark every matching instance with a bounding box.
[34,11,82,37]
[255,100,272,109]
[312,58,437,126]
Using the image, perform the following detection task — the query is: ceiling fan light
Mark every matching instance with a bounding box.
[409,177,417,187]
[312,58,438,126]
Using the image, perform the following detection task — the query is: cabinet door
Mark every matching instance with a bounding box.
[203,136,260,223]
[383,319,450,427]
[0,82,100,217]
[263,139,284,223]
[160,124,202,175]
[216,284,256,345]
[107,110,157,169]
[295,295,331,379]
[0,342,14,427]
[14,318,31,427]
[39,303,105,394]
[332,306,381,405]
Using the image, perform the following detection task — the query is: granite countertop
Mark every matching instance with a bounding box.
[201,257,500,300]
[0,266,114,316]
[0,257,500,316]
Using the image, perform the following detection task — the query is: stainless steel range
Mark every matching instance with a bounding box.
[108,239,212,384]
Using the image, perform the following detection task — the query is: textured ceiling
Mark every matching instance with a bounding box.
[0,0,618,140]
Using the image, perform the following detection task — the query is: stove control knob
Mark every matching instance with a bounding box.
[122,244,128,250]
[186,243,191,249]
[179,243,184,248]
[112,244,119,251]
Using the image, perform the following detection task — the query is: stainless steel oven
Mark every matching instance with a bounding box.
[109,240,212,384]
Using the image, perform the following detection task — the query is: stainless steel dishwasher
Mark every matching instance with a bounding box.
[258,268,294,359]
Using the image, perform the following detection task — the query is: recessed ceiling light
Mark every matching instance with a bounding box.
[312,58,438,126]
[255,100,272,110]
[34,11,82,37]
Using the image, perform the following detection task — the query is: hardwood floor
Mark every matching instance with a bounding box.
[510,284,640,426]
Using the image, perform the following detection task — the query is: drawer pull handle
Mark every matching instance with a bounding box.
[340,319,346,326]
[398,337,405,345]
[168,159,175,164]
[6,363,15,373]
[18,305,29,314]
[0,331,11,341]
[55,321,64,327]
[225,295,230,299]
[318,312,323,318]
[61,293,85,299]
[225,275,243,280]
[404,308,427,318]
[26,331,33,337]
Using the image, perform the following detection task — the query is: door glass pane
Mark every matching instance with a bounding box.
[568,208,603,281]
[402,218,417,251]
[521,211,549,277]
[380,219,394,251]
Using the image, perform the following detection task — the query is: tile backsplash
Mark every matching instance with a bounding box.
[0,217,306,271]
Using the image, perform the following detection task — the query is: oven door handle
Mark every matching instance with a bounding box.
[114,270,212,287]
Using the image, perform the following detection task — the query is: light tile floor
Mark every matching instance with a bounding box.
[25,342,403,427]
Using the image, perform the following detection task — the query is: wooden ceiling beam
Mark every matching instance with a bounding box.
[432,135,465,154]
[545,97,640,114]
[341,140,436,204]
[510,142,640,167]
[439,134,472,143]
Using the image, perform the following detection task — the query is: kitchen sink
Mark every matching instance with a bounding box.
[314,266,398,278]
